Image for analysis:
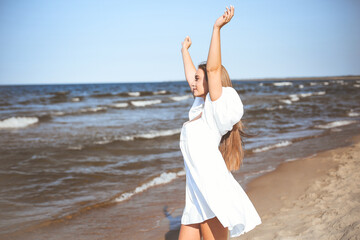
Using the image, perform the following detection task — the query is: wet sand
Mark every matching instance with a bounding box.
[237,134,360,239]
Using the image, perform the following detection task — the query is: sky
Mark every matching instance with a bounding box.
[0,0,359,85]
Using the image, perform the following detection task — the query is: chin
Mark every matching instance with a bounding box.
[194,91,203,97]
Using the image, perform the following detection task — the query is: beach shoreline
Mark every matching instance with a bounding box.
[236,134,360,239]
[3,134,360,240]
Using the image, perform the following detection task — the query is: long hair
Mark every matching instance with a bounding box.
[198,62,246,172]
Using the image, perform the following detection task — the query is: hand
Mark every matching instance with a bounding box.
[214,5,234,29]
[181,36,192,51]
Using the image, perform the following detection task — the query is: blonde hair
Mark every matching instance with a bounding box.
[198,62,245,172]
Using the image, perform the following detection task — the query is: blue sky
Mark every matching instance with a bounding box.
[0,0,359,85]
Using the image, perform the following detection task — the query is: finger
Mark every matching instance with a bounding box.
[226,6,232,21]
[225,7,230,22]
[230,5,235,18]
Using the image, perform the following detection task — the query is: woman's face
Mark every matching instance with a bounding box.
[192,68,209,98]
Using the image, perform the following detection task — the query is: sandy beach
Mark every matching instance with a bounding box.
[237,135,360,240]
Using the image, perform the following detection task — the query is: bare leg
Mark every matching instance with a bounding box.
[200,216,229,240]
[178,223,201,240]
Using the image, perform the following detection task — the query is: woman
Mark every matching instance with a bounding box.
[179,5,261,239]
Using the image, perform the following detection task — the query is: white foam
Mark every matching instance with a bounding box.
[131,99,161,107]
[281,91,325,105]
[354,84,360,88]
[80,106,107,113]
[170,95,192,102]
[112,103,129,108]
[289,94,300,102]
[356,80,360,84]
[323,82,329,86]
[299,84,304,89]
[266,105,284,111]
[253,140,292,153]
[259,83,263,86]
[0,116,39,129]
[135,128,181,139]
[279,99,292,105]
[71,97,80,102]
[95,128,181,144]
[153,90,167,95]
[310,82,317,86]
[315,91,326,95]
[299,92,313,98]
[348,110,360,117]
[128,92,140,97]
[115,170,185,203]
[68,145,83,150]
[285,157,299,162]
[53,111,65,116]
[273,82,293,86]
[315,120,357,129]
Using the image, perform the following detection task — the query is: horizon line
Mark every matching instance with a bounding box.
[1,74,359,86]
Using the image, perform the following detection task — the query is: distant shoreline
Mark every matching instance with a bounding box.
[1,75,360,86]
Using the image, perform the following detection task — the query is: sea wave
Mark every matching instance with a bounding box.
[115,170,185,203]
[354,84,360,88]
[111,103,129,108]
[0,116,39,129]
[279,91,326,104]
[95,128,181,145]
[279,99,292,105]
[315,120,357,129]
[273,82,293,87]
[130,99,161,107]
[266,105,284,111]
[71,97,81,102]
[128,92,140,97]
[170,95,192,102]
[289,94,300,102]
[348,110,360,117]
[153,90,169,95]
[252,140,293,153]
[80,106,107,113]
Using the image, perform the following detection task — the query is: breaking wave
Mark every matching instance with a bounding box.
[130,99,161,107]
[315,120,357,129]
[170,95,192,102]
[273,82,293,86]
[115,170,185,203]
[252,141,293,153]
[0,116,39,129]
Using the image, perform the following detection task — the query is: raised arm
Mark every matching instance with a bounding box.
[206,5,235,101]
[181,36,196,94]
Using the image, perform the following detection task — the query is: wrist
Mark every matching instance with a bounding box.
[213,25,221,31]
[181,47,189,53]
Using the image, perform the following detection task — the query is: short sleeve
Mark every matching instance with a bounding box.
[189,97,205,120]
[211,87,244,136]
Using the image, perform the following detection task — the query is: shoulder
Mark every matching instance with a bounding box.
[222,86,238,96]
[206,87,239,103]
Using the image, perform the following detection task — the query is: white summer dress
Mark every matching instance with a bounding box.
[180,86,261,238]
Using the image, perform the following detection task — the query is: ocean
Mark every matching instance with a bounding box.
[1,77,360,239]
